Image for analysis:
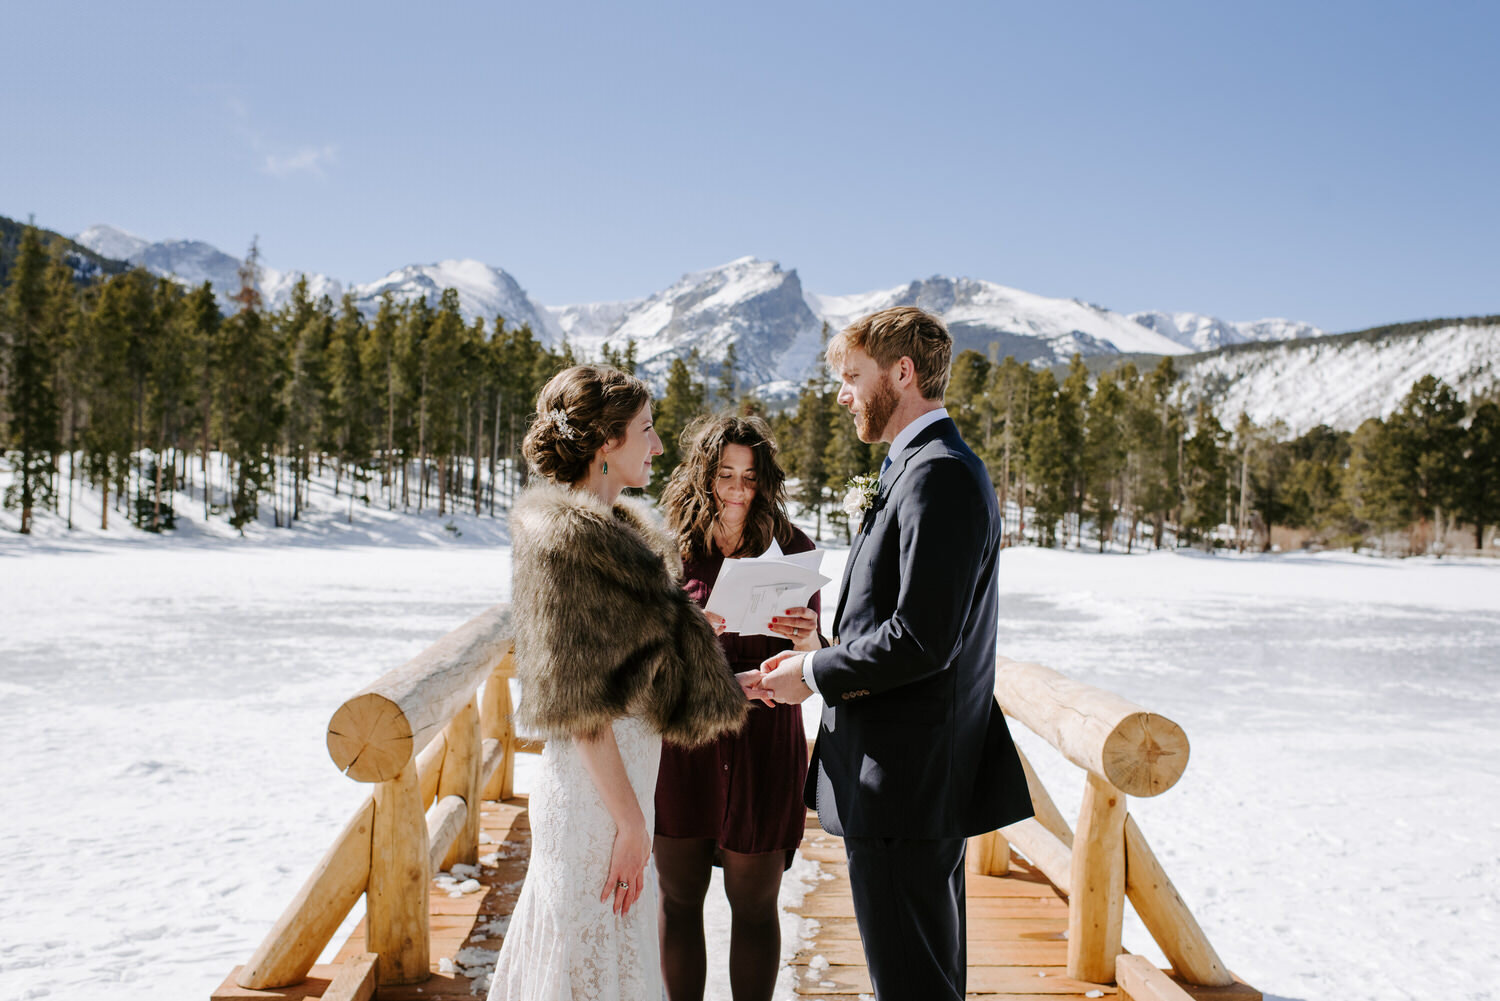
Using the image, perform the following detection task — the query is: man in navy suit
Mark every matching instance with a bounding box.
[757,306,1033,1000]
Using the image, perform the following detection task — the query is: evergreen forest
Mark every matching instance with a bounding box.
[2,223,1497,555]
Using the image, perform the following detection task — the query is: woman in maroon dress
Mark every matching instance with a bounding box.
[655,414,825,1001]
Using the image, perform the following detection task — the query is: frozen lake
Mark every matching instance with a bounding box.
[2,530,1496,1001]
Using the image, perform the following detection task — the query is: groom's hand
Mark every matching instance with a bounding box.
[758,650,813,705]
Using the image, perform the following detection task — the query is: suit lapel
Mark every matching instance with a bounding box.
[831,419,953,635]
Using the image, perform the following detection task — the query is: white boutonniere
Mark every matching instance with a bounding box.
[842,473,880,521]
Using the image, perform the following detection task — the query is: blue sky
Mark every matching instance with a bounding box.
[4,1,1496,331]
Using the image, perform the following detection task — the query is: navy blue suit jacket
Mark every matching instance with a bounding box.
[806,417,1033,839]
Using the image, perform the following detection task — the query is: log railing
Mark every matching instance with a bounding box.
[232,613,1241,999]
[234,603,538,992]
[970,657,1238,999]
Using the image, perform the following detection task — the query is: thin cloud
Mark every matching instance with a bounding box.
[263,144,338,179]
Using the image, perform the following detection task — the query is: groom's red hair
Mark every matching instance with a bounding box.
[828,306,953,401]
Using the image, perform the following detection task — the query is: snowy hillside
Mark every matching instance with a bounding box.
[1130,310,1325,351]
[349,259,565,344]
[1176,319,1500,431]
[812,277,1191,362]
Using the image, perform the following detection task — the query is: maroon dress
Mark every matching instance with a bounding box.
[654,528,820,867]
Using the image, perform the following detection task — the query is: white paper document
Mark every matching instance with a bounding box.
[704,544,830,637]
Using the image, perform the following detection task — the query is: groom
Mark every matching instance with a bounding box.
[757,306,1033,1000]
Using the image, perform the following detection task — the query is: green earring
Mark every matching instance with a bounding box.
[602,459,608,475]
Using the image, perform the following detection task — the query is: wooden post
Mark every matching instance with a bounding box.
[1124,815,1234,987]
[367,762,430,985]
[966,829,1010,876]
[1067,774,1127,983]
[437,697,482,869]
[237,799,374,989]
[480,655,516,802]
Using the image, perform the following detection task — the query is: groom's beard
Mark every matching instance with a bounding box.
[855,374,899,443]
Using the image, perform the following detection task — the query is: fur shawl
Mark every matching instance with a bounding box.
[510,480,747,746]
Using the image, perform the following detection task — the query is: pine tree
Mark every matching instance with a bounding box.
[217,247,283,531]
[1459,401,1500,549]
[1180,400,1228,548]
[45,256,86,529]
[653,357,706,497]
[423,289,467,516]
[143,277,193,530]
[1387,375,1467,552]
[182,282,220,521]
[1083,370,1127,551]
[985,357,1032,540]
[1,226,59,532]
[946,349,990,445]
[329,293,372,513]
[1024,370,1068,546]
[718,341,738,408]
[788,376,833,538]
[1058,355,1090,545]
[363,293,401,506]
[822,387,873,542]
[1344,417,1406,545]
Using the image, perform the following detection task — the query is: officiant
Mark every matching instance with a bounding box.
[654,413,826,1001]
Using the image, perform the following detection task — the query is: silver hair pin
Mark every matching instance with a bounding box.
[544,408,579,439]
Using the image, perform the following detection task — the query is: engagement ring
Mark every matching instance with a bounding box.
[617,880,630,890]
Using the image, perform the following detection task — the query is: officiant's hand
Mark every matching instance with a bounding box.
[757,650,813,705]
[736,669,776,707]
[704,610,728,636]
[770,606,821,651]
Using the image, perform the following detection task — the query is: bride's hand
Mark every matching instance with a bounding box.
[703,610,728,636]
[736,669,776,707]
[602,816,652,915]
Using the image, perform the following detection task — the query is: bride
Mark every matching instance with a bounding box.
[488,365,748,1001]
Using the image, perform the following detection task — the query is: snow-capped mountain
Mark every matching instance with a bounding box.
[349,259,564,344]
[812,277,1190,363]
[1129,310,1325,352]
[1175,320,1500,433]
[552,257,826,388]
[77,225,343,313]
[96,220,1479,432]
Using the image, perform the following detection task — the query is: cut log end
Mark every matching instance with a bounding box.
[328,693,414,783]
[1101,713,1189,797]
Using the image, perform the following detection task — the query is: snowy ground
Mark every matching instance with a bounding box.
[2,509,1497,1001]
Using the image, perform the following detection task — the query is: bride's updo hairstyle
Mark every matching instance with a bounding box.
[523,364,651,484]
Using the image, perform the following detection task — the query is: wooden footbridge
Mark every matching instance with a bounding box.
[213,606,1260,1001]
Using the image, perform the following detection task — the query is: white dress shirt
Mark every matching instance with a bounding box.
[800,407,951,696]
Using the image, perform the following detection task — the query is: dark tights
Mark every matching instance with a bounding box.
[655,835,785,1001]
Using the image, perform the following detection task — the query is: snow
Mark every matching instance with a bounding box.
[75,223,149,262]
[1130,310,1326,352]
[2,509,1496,1001]
[1179,321,1500,432]
[814,277,1193,359]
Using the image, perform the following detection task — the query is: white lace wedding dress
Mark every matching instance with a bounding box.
[488,716,664,1001]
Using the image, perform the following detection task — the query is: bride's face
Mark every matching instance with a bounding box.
[604,403,664,489]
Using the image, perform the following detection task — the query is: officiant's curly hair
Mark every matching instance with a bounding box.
[662,414,796,561]
[829,305,952,401]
